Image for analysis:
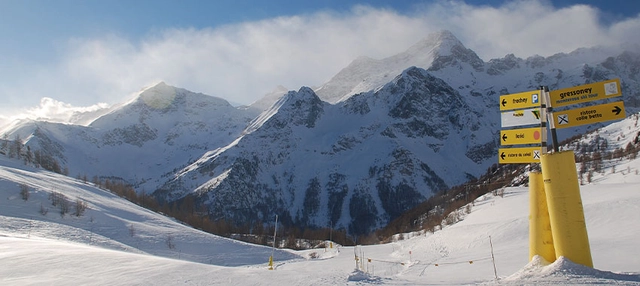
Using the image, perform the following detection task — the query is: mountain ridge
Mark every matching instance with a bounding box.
[155,67,497,234]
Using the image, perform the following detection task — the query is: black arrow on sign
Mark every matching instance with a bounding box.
[501,98,507,107]
[502,133,508,142]
[500,152,506,160]
[612,106,622,115]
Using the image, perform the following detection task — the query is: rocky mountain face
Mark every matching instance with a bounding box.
[4,31,640,235]
[158,69,493,234]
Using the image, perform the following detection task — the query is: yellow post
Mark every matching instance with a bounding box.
[268,255,274,270]
[540,151,593,267]
[529,171,555,263]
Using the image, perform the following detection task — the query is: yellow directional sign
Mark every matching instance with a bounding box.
[498,147,542,164]
[499,90,541,111]
[549,78,622,108]
[553,101,625,129]
[500,127,543,145]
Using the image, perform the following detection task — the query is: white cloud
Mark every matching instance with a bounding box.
[3,0,640,120]
[429,1,618,59]
[3,98,109,127]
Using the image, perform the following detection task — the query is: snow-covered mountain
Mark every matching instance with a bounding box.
[2,82,259,192]
[3,30,640,236]
[316,30,640,128]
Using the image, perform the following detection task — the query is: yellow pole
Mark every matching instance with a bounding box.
[529,171,555,262]
[540,151,593,267]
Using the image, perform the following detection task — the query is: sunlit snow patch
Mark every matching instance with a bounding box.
[500,256,640,285]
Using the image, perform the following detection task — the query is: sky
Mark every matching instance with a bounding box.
[1,0,640,124]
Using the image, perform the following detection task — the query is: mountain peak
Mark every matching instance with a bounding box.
[423,30,485,72]
[315,30,481,103]
[262,87,324,129]
[137,81,177,110]
[405,30,463,57]
[249,85,290,111]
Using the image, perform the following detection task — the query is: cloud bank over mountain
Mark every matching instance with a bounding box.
[3,0,640,121]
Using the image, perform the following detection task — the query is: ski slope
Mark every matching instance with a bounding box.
[1,153,640,285]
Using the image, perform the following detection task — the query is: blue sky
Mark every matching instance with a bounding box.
[1,0,639,123]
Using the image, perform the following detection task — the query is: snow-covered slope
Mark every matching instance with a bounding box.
[0,156,299,267]
[1,133,639,284]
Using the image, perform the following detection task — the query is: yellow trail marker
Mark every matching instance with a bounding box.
[549,78,622,108]
[553,101,625,129]
[500,90,541,111]
[498,147,541,164]
[500,127,543,145]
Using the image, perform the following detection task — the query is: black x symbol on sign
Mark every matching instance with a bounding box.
[558,114,569,125]
[533,150,540,160]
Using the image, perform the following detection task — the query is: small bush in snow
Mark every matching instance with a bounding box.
[74,199,88,217]
[49,191,66,207]
[19,183,29,201]
[166,234,175,250]
[39,203,49,216]
[59,197,70,217]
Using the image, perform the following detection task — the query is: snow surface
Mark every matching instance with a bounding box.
[2,146,640,284]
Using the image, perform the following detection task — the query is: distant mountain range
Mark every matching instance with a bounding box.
[3,30,640,235]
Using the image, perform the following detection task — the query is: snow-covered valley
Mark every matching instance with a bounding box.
[2,148,640,285]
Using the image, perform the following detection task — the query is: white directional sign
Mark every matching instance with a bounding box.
[501,108,542,128]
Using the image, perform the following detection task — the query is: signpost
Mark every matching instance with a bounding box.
[553,101,625,129]
[497,78,626,270]
[497,78,626,164]
[548,78,621,108]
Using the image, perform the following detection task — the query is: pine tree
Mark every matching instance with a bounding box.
[12,134,22,158]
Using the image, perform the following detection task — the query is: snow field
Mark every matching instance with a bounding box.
[2,153,640,285]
